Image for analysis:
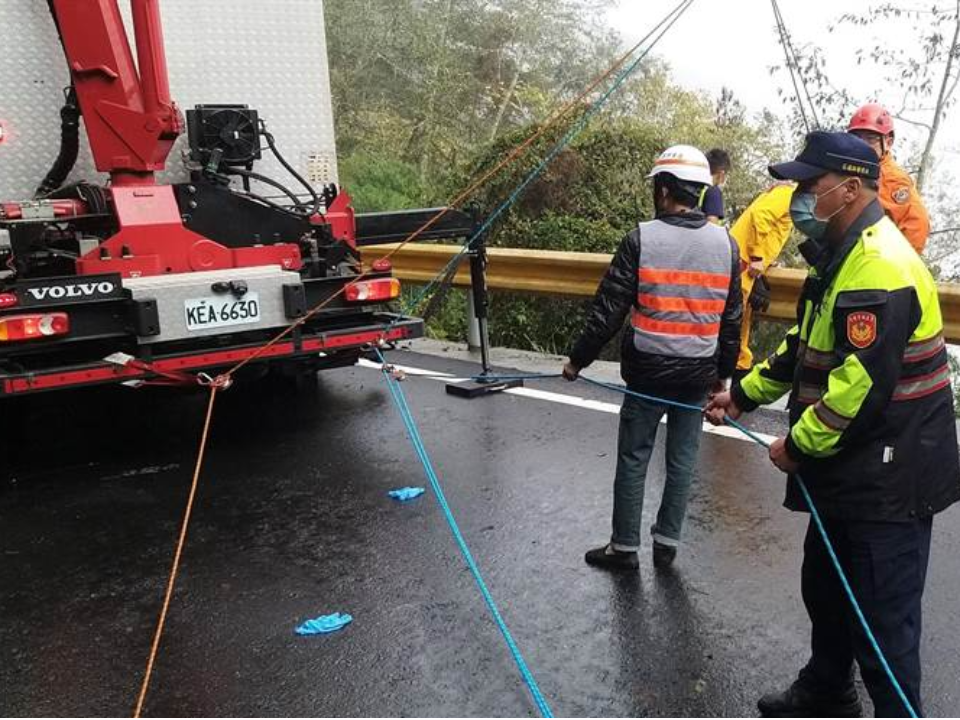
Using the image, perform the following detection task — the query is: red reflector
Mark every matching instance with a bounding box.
[345,278,401,302]
[0,312,70,341]
[0,293,18,309]
[372,258,392,272]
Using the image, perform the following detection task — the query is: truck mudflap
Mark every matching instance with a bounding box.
[0,314,422,396]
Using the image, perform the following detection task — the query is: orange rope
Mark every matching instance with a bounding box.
[131,29,661,717]
[133,385,219,718]
[222,35,651,378]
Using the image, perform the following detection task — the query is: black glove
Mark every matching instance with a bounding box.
[749,275,771,313]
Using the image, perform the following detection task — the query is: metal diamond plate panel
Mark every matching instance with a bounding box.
[0,0,338,200]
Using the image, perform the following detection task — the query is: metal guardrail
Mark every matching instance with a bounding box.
[361,244,960,343]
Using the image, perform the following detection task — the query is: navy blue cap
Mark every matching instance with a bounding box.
[769,131,880,181]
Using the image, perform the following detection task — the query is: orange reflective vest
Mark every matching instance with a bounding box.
[630,219,733,358]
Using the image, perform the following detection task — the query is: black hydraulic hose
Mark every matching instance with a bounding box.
[35,86,81,198]
[35,87,81,198]
[260,123,323,216]
[36,0,81,198]
[226,166,307,211]
[224,171,320,221]
[232,188,312,219]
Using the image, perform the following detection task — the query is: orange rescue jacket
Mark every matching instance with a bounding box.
[878,153,930,254]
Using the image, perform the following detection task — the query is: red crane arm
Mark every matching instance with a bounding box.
[50,0,182,181]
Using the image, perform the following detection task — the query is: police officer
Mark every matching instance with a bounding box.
[706,131,960,717]
[563,145,742,570]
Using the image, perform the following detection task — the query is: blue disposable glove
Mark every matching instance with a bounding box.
[389,488,426,502]
[295,612,353,635]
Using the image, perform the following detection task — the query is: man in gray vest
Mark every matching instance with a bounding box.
[563,144,742,570]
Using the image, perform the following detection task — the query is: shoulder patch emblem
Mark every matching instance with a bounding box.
[892,187,910,204]
[847,311,878,349]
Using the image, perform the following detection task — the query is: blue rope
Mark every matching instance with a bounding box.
[369,371,563,383]
[718,416,919,719]
[445,370,919,717]
[363,0,918,710]
[400,0,696,317]
[373,349,554,718]
[792,477,918,717]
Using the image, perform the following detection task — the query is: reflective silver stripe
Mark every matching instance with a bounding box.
[633,305,723,327]
[813,401,852,431]
[796,382,822,404]
[801,344,838,371]
[637,282,728,301]
[903,333,945,363]
[893,363,951,401]
[632,219,732,359]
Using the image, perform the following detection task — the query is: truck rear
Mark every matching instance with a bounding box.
[0,0,461,396]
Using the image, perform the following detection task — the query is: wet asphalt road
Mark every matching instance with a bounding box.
[1,349,958,717]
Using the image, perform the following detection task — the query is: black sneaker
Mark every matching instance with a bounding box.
[584,544,639,571]
[652,541,677,569]
[758,677,862,717]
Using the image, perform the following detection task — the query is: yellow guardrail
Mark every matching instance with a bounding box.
[361,244,960,343]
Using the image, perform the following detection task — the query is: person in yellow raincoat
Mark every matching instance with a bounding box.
[730,183,795,374]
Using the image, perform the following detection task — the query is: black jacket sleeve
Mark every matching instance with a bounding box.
[568,229,639,369]
[716,234,743,380]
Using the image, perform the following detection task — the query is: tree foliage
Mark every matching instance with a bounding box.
[326,0,619,188]
[769,1,960,274]
[325,1,784,354]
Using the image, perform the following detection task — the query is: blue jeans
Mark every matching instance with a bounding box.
[610,392,705,552]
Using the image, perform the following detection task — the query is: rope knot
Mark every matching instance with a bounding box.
[197,373,234,390]
[382,363,406,381]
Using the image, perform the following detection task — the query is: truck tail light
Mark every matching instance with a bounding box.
[0,293,18,309]
[345,278,400,303]
[0,312,70,341]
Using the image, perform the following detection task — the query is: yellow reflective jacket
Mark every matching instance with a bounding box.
[732,200,960,521]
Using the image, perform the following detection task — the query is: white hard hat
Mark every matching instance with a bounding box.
[647,145,713,186]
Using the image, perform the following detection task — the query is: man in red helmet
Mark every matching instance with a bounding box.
[848,103,930,253]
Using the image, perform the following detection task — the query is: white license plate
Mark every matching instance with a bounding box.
[184,292,261,331]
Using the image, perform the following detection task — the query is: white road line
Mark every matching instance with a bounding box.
[505,386,621,414]
[357,358,779,445]
[358,357,462,380]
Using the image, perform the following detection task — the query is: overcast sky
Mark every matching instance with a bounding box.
[606,0,960,177]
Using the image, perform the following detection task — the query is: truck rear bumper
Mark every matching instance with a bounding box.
[0,313,421,396]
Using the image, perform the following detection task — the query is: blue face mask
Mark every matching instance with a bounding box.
[789,180,848,239]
